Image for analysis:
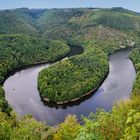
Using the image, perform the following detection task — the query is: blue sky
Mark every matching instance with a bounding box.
[0,0,140,12]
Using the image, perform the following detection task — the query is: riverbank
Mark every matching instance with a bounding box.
[2,45,83,86]
[38,47,134,106]
[38,47,108,103]
[41,69,109,106]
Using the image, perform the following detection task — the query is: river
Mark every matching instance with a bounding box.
[3,47,136,125]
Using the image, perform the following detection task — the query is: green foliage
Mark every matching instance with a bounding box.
[121,110,140,139]
[0,9,38,35]
[38,48,108,102]
[0,86,12,114]
[47,40,70,61]
[10,116,47,140]
[130,48,140,96]
[0,34,70,83]
[53,115,81,140]
[96,12,136,30]
[130,48,140,70]
[132,72,140,96]
[0,112,48,140]
[0,112,13,140]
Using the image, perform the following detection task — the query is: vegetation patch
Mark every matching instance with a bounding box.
[38,47,108,102]
[0,34,70,84]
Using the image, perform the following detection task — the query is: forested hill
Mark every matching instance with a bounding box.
[0,7,140,38]
[1,7,140,50]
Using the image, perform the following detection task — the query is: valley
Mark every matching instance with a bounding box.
[0,7,140,140]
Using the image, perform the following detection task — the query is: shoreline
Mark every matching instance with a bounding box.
[2,44,84,85]
[40,46,134,107]
[41,69,109,106]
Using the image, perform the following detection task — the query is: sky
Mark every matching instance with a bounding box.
[0,0,140,13]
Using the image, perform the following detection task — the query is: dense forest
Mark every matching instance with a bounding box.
[38,48,108,102]
[0,7,140,139]
[0,34,70,84]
